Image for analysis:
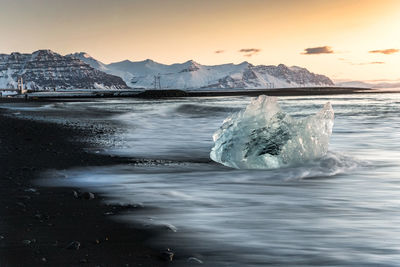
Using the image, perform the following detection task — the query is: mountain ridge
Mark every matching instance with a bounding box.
[69,52,334,89]
[0,50,334,90]
[0,50,128,90]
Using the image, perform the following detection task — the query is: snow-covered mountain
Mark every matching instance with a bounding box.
[70,53,334,89]
[0,50,128,90]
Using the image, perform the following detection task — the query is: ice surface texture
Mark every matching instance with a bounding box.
[210,95,334,169]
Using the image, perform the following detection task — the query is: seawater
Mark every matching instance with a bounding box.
[8,94,400,266]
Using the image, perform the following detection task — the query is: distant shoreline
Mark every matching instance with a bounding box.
[137,87,374,98]
[2,87,400,101]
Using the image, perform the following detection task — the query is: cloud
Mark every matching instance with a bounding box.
[215,50,225,54]
[338,58,385,65]
[369,48,399,55]
[239,48,260,53]
[353,61,385,66]
[239,48,261,57]
[302,46,334,55]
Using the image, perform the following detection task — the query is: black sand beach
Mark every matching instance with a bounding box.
[0,110,166,266]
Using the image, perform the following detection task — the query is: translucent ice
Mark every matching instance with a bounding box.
[210,95,334,169]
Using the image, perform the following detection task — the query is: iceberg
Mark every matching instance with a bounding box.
[210,95,334,169]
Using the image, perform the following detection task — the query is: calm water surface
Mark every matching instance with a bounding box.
[6,94,400,266]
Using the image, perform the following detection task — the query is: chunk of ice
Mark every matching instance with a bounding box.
[210,95,334,169]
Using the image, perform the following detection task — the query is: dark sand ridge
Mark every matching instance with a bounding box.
[5,87,399,100]
[0,108,169,266]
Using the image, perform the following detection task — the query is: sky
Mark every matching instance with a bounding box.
[0,0,399,82]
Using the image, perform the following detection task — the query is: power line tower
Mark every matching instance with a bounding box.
[154,74,161,90]
[17,77,26,94]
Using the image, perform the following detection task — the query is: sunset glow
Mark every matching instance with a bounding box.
[1,0,399,81]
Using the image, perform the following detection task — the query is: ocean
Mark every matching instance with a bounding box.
[5,93,400,266]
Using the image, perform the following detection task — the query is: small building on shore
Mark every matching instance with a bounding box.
[0,78,28,97]
[0,90,19,97]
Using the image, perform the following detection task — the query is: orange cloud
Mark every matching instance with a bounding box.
[339,58,385,65]
[353,61,385,65]
[239,48,261,57]
[215,50,225,54]
[369,49,399,55]
[302,46,334,55]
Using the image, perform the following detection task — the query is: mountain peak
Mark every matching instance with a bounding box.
[181,59,199,65]
[120,59,134,64]
[141,59,159,66]
[73,52,92,58]
[179,60,201,73]
[31,49,62,61]
[68,52,108,71]
[68,52,96,60]
[32,49,58,56]
[238,61,252,67]
[289,65,306,72]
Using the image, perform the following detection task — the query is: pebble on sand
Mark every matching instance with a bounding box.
[66,241,81,250]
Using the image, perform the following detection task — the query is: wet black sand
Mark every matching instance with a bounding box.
[0,110,167,266]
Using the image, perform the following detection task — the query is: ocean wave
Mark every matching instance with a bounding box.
[175,104,240,117]
[280,151,366,181]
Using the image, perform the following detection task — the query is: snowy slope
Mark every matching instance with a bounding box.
[0,50,128,90]
[67,52,109,72]
[70,53,335,90]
